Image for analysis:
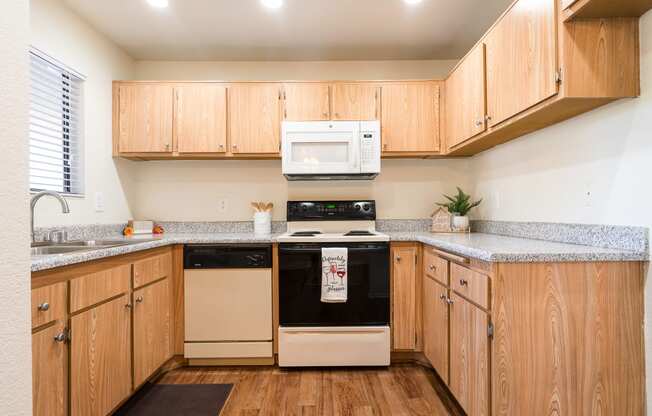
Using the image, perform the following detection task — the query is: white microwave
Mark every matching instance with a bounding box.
[281,121,381,181]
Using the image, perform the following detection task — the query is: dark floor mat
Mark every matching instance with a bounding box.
[114,383,233,416]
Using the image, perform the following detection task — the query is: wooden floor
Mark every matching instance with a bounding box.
[156,364,464,416]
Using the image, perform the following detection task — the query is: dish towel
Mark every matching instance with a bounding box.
[321,247,348,303]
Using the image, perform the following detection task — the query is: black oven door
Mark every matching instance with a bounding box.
[279,242,390,327]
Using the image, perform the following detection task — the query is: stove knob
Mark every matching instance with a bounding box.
[363,203,371,211]
[354,204,362,211]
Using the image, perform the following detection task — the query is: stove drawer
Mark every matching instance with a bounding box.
[278,326,390,367]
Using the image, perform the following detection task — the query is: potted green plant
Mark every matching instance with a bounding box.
[437,187,482,232]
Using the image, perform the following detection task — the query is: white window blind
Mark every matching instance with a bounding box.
[29,50,84,195]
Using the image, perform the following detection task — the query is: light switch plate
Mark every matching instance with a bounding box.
[94,192,105,212]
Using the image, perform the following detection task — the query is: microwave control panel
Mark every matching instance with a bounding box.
[360,121,381,173]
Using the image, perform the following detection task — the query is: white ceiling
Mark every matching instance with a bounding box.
[63,0,513,61]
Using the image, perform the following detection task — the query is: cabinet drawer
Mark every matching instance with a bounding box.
[133,252,171,288]
[32,282,67,328]
[423,248,449,285]
[451,263,489,309]
[70,264,131,313]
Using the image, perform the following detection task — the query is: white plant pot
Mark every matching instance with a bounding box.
[452,215,470,232]
[253,212,272,236]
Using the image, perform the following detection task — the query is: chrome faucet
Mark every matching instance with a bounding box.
[30,191,70,243]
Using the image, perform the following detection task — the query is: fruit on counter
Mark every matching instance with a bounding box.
[123,226,134,236]
[153,224,165,235]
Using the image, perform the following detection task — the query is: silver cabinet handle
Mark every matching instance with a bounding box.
[53,329,68,343]
[429,264,436,271]
[136,296,144,303]
[459,279,468,286]
[439,293,447,301]
[125,303,133,309]
[446,297,454,305]
[219,144,224,150]
[232,144,238,150]
[37,302,50,312]
[322,112,329,118]
[475,119,484,127]
[165,143,170,150]
[396,256,401,262]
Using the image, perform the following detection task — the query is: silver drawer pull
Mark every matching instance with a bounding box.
[429,264,436,271]
[136,296,144,303]
[446,297,454,305]
[459,279,468,286]
[439,294,447,301]
[37,302,50,312]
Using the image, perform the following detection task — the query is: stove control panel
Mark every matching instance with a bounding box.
[287,200,376,221]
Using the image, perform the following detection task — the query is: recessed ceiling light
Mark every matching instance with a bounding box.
[146,0,169,8]
[261,0,283,9]
[404,0,423,4]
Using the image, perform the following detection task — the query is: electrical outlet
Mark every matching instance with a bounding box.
[94,192,105,212]
[217,198,228,214]
[584,185,594,208]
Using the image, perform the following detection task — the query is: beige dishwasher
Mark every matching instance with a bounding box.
[183,245,273,364]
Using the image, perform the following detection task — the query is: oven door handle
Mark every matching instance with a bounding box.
[280,246,387,254]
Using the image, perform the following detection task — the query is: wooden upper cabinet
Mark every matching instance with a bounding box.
[485,0,557,127]
[445,44,487,149]
[32,322,67,416]
[283,83,330,121]
[423,276,450,385]
[331,83,379,120]
[70,295,132,416]
[118,84,174,153]
[381,82,440,153]
[449,293,489,416]
[133,278,171,387]
[391,244,418,350]
[228,84,282,154]
[174,85,227,153]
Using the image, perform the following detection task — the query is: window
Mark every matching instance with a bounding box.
[29,49,84,195]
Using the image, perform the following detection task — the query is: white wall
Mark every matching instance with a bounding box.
[469,10,652,410]
[134,60,457,81]
[0,0,32,414]
[129,59,466,221]
[130,159,472,221]
[30,0,136,227]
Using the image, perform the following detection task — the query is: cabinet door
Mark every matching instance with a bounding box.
[283,83,330,121]
[118,84,174,153]
[33,322,67,416]
[331,83,379,120]
[485,0,557,127]
[133,278,171,387]
[228,84,282,154]
[391,245,418,350]
[445,44,487,149]
[449,293,489,416]
[381,83,440,153]
[423,277,450,384]
[71,295,132,416]
[174,85,227,153]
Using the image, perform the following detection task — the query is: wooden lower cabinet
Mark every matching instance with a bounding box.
[133,278,172,387]
[70,294,132,416]
[32,322,67,416]
[423,276,449,384]
[449,293,490,416]
[391,244,419,350]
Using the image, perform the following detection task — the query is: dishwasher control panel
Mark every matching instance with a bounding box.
[184,245,272,269]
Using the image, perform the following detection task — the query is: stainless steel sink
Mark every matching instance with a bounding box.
[31,238,160,256]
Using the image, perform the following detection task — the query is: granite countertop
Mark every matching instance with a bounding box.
[388,232,648,263]
[30,233,280,272]
[31,231,648,273]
